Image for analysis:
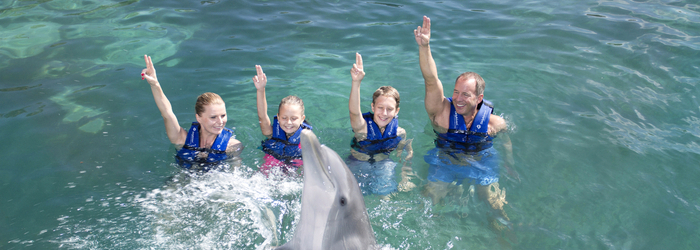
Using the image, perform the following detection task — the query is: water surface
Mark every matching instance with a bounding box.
[1,0,699,249]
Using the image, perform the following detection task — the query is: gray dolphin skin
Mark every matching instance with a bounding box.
[276,130,377,250]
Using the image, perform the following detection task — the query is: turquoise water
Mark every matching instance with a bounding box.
[2,0,699,249]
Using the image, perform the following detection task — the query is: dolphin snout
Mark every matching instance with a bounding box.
[300,129,319,158]
[300,130,333,188]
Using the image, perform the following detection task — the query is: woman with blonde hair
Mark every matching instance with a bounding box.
[141,55,242,171]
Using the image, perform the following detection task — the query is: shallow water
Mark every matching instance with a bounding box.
[1,0,699,249]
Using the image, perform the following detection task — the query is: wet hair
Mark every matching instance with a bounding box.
[278,95,305,115]
[371,86,400,108]
[456,72,485,96]
[195,92,225,115]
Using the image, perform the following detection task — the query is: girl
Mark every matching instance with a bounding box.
[253,65,312,175]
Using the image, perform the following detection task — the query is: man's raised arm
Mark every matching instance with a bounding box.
[415,16,445,119]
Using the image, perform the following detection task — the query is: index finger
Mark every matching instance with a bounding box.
[355,52,363,69]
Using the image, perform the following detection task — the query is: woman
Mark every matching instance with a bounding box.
[141,55,243,171]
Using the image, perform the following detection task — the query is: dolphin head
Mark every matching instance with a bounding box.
[277,130,377,250]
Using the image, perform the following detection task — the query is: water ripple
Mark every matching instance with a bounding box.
[576,106,700,155]
[590,0,700,50]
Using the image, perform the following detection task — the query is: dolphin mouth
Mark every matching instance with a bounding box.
[300,130,334,189]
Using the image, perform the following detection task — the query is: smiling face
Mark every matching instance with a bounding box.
[452,77,483,116]
[371,95,399,129]
[195,103,227,136]
[278,103,305,135]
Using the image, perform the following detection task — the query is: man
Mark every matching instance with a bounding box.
[414,16,515,226]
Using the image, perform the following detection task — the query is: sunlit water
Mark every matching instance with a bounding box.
[1,0,699,249]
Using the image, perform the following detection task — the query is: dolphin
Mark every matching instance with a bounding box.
[276,130,378,250]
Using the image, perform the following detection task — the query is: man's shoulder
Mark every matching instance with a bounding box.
[431,100,452,130]
[488,114,507,133]
[425,95,451,121]
[489,114,505,124]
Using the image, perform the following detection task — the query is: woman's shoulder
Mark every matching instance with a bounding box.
[226,138,244,156]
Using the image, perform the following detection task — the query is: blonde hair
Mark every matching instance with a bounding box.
[278,95,305,115]
[456,72,485,96]
[372,86,400,108]
[195,92,225,115]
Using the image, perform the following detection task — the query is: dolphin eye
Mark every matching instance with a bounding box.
[339,197,346,206]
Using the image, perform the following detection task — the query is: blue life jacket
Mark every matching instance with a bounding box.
[435,98,494,152]
[351,112,402,163]
[261,116,313,165]
[176,122,233,171]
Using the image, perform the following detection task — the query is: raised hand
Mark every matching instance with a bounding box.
[141,55,159,85]
[253,65,267,90]
[351,52,365,82]
[254,64,272,136]
[349,52,366,133]
[414,16,431,46]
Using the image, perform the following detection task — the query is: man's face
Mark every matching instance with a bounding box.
[451,77,483,116]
